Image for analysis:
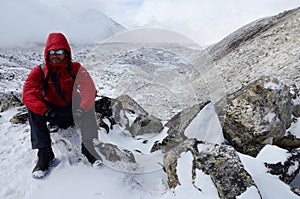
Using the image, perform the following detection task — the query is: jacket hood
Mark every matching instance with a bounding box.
[44,33,72,63]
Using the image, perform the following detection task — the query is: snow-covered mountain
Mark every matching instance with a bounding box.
[194,7,300,99]
[0,2,126,48]
[68,8,126,44]
[0,6,300,199]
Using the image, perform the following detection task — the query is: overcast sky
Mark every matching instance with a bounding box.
[0,0,299,47]
[99,0,300,45]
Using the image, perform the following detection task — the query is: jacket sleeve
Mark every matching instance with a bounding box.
[73,62,97,111]
[22,66,48,115]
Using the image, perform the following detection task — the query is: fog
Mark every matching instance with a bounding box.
[0,0,299,47]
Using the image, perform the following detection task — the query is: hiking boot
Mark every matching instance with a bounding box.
[32,147,55,178]
[81,141,103,167]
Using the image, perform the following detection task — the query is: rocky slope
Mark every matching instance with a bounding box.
[193,7,300,99]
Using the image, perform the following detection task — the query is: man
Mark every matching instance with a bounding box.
[22,32,102,178]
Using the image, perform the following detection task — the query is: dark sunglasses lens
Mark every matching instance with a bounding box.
[56,50,65,55]
[49,50,65,55]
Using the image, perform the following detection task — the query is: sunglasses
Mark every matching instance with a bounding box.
[49,49,65,55]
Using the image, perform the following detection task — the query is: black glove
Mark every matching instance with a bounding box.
[44,108,55,118]
[44,109,74,129]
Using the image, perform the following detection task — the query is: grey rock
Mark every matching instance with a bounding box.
[95,142,135,163]
[273,134,300,149]
[129,114,163,137]
[9,107,28,124]
[0,92,23,112]
[95,95,164,138]
[116,94,148,116]
[292,104,300,117]
[223,76,292,156]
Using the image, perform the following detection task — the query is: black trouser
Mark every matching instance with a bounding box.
[28,100,98,149]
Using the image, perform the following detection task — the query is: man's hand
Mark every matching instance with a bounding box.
[44,109,73,129]
[44,109,56,118]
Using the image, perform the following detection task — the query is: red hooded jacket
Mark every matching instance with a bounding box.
[22,33,96,115]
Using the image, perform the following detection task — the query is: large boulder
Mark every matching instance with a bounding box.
[223,76,293,156]
[95,95,163,137]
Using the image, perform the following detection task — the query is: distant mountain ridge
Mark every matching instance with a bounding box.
[70,8,126,44]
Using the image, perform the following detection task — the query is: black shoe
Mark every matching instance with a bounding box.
[32,147,55,178]
[81,142,103,167]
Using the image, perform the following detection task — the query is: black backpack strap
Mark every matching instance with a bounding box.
[39,64,49,98]
[66,64,76,81]
[66,63,80,92]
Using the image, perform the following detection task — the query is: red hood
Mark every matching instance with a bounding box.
[44,33,72,63]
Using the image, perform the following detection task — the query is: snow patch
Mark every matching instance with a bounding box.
[263,112,276,122]
[256,145,290,164]
[286,118,300,138]
[184,102,224,144]
[264,82,283,90]
[236,186,261,199]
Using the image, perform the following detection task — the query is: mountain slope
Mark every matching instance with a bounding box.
[208,7,300,61]
[192,7,300,101]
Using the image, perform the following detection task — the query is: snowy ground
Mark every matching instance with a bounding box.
[1,106,299,199]
[0,42,299,198]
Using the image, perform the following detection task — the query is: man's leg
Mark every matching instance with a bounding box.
[28,109,51,149]
[28,109,55,177]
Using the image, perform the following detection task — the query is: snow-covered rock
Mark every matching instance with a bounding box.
[223,76,292,156]
[163,138,260,199]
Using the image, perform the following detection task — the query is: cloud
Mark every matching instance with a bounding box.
[104,0,300,45]
[0,0,299,47]
[0,0,124,48]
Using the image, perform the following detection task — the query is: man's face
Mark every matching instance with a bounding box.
[49,49,66,64]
